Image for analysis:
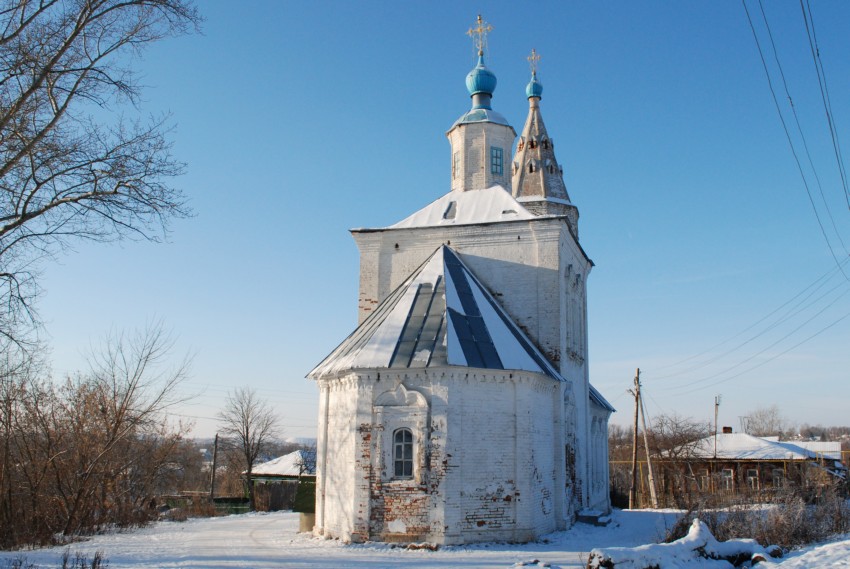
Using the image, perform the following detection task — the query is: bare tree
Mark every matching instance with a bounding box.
[0,322,191,548]
[0,0,200,346]
[295,441,317,478]
[649,413,711,460]
[744,404,793,438]
[217,387,281,510]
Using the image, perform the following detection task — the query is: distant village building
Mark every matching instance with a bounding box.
[249,449,317,481]
[246,450,317,512]
[307,18,613,545]
[681,432,846,492]
[622,431,848,508]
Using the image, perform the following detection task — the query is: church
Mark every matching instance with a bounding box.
[308,17,613,545]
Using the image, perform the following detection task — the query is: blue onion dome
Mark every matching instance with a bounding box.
[526,70,543,99]
[466,53,497,97]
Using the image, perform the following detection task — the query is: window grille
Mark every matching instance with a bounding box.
[721,468,734,491]
[393,428,413,478]
[490,146,503,176]
[746,469,759,491]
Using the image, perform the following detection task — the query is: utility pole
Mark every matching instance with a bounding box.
[639,383,658,508]
[713,395,721,460]
[628,368,640,510]
[209,433,219,500]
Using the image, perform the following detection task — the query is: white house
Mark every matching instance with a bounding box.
[308,20,613,545]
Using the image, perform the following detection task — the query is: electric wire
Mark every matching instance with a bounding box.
[639,4,850,398]
[649,258,846,374]
[673,303,850,395]
[668,284,850,393]
[650,277,848,381]
[800,0,850,210]
[645,257,850,380]
[637,4,850,405]
[758,0,849,253]
[742,0,850,281]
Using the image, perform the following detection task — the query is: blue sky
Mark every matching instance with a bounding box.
[38,2,850,438]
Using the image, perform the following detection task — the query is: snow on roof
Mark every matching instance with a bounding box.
[249,450,316,477]
[590,385,614,413]
[308,246,556,380]
[387,186,536,229]
[789,441,842,460]
[689,433,821,461]
[307,246,615,412]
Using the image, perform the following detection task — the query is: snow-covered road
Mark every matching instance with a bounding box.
[0,510,847,568]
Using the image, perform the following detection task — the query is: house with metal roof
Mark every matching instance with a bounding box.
[307,16,613,545]
[634,431,848,508]
[244,450,316,512]
[248,450,316,481]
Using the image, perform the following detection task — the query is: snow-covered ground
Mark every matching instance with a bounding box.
[0,510,847,568]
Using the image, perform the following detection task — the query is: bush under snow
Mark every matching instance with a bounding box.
[587,518,782,569]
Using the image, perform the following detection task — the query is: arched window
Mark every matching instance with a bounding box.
[393,428,413,478]
[528,162,534,173]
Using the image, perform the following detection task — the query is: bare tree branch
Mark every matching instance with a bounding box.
[0,0,200,345]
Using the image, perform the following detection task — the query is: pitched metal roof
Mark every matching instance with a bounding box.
[307,245,614,413]
[308,246,558,380]
[689,433,823,461]
[248,450,316,478]
[386,186,535,229]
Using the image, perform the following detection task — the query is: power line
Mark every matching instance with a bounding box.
[646,257,849,380]
[673,303,850,395]
[669,284,850,393]
[757,0,849,254]
[742,0,850,281]
[800,0,850,210]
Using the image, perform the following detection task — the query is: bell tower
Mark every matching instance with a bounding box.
[511,50,579,235]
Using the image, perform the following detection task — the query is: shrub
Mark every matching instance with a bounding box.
[292,479,316,514]
[665,484,850,550]
[2,551,108,569]
[60,550,108,569]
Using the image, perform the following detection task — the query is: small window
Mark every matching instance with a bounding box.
[393,428,413,478]
[490,146,503,176]
[452,151,460,180]
[443,201,457,220]
[746,469,759,491]
[699,470,710,492]
[721,468,734,491]
[772,469,785,488]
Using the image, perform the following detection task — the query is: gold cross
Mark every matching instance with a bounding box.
[528,48,541,75]
[467,14,492,56]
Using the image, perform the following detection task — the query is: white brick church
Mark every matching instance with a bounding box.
[308,19,613,545]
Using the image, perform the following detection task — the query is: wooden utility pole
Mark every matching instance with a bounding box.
[209,433,219,500]
[713,395,721,459]
[639,385,659,508]
[628,368,640,510]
